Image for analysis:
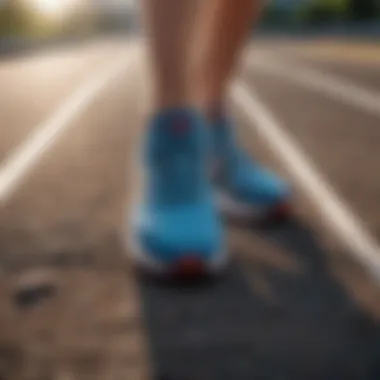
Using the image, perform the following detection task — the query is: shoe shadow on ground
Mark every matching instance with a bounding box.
[137,217,380,380]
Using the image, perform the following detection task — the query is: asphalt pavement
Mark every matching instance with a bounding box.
[0,36,380,380]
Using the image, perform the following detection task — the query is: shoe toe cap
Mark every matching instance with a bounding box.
[234,166,291,205]
[135,206,223,264]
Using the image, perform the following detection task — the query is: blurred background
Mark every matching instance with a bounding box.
[0,0,137,53]
[0,0,380,47]
[0,0,379,44]
[1,1,380,380]
[261,0,380,36]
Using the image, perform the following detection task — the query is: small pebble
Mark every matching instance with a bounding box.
[13,270,58,309]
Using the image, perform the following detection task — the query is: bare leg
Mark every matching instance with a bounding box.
[140,0,200,110]
[131,0,226,276]
[192,0,291,221]
[195,0,262,116]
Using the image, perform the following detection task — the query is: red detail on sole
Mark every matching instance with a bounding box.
[263,201,292,224]
[273,202,291,217]
[171,256,206,278]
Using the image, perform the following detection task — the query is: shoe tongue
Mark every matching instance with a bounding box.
[151,108,201,137]
[214,113,232,129]
[169,115,191,136]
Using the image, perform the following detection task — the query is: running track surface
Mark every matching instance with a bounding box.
[1,36,380,380]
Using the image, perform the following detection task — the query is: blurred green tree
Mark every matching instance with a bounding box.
[0,1,23,36]
[297,0,349,24]
[0,0,96,38]
[347,0,380,20]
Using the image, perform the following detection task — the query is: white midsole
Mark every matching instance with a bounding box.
[216,190,271,219]
[125,210,228,274]
[123,150,228,274]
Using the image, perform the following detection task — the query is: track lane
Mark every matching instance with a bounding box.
[0,53,150,380]
[1,38,380,380]
[242,53,380,243]
[0,39,131,163]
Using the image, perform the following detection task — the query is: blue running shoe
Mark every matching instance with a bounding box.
[129,108,226,277]
[211,112,291,222]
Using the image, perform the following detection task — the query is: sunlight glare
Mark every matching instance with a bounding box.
[30,0,77,18]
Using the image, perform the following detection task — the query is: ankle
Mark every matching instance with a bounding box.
[149,106,201,122]
[203,100,230,125]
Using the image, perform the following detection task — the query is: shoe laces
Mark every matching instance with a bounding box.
[148,120,205,205]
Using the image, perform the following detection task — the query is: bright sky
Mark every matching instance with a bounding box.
[0,0,136,11]
[28,0,79,18]
[93,0,135,10]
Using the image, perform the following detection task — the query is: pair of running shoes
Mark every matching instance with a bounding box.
[129,108,291,277]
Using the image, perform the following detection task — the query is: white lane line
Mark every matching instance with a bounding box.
[233,81,380,283]
[0,47,137,204]
[250,54,380,118]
